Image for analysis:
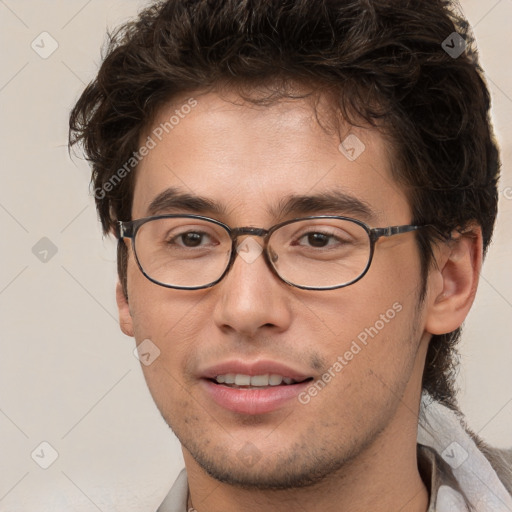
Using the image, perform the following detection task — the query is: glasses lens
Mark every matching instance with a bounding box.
[269,218,371,289]
[134,217,232,288]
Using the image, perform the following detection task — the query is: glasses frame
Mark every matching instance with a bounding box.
[118,214,427,291]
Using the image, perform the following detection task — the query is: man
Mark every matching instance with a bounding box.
[69,0,512,510]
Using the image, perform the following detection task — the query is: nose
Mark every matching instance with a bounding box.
[212,237,293,337]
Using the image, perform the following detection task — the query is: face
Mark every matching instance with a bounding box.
[119,89,436,489]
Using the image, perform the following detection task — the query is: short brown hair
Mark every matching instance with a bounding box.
[69,0,500,408]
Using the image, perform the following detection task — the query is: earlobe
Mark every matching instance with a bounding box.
[424,226,483,336]
[116,281,134,337]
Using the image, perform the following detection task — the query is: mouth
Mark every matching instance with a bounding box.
[210,373,312,389]
[199,361,314,414]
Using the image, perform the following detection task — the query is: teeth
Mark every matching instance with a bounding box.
[250,374,270,386]
[235,374,251,386]
[269,374,283,385]
[214,373,297,387]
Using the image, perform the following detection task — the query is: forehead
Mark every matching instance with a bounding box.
[132,90,411,224]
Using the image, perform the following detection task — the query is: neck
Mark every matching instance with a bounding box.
[183,400,429,512]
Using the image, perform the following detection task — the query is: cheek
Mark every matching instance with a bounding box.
[126,259,209,356]
[127,272,209,406]
[294,293,423,435]
[302,257,419,343]
[295,239,423,376]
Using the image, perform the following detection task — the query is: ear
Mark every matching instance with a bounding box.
[116,281,134,337]
[424,225,483,335]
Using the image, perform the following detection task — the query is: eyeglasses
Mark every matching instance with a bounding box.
[118,214,425,291]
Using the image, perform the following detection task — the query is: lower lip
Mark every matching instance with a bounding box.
[201,379,311,415]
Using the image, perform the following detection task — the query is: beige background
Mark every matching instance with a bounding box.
[0,1,511,510]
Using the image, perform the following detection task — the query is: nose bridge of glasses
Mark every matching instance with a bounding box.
[231,226,269,240]
[230,227,273,268]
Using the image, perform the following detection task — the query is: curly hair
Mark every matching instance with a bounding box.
[69,0,500,409]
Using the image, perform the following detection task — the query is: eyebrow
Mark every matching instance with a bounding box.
[147,187,227,216]
[146,187,378,222]
[271,191,378,222]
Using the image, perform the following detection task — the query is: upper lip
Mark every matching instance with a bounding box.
[199,359,312,381]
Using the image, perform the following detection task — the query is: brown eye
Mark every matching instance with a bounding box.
[179,232,205,247]
[306,233,331,247]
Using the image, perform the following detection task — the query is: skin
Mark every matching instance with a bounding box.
[116,89,482,512]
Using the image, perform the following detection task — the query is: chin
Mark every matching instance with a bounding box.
[178,431,366,491]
